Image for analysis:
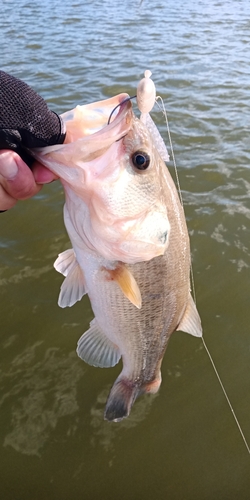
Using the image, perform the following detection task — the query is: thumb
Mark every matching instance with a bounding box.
[32,162,59,184]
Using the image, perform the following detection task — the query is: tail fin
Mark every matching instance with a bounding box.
[104,378,140,422]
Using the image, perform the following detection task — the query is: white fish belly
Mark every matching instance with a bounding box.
[76,244,190,384]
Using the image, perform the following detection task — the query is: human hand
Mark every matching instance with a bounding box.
[0,70,66,211]
[0,151,58,211]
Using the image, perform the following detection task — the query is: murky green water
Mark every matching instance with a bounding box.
[1,0,250,498]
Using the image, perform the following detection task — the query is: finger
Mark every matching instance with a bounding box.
[32,161,59,184]
[0,151,42,201]
[0,184,17,210]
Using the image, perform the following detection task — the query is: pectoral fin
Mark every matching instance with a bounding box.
[54,249,86,308]
[54,248,76,276]
[104,264,142,309]
[177,293,202,337]
[77,319,121,368]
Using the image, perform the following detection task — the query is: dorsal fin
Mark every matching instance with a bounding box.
[177,293,202,337]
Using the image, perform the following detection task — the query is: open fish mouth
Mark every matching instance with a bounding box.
[35,93,133,163]
[62,92,133,140]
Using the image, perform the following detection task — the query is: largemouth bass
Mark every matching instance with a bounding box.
[35,83,202,422]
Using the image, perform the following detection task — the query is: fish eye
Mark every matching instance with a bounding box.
[131,151,150,171]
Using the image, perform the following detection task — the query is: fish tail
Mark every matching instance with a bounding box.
[104,378,140,422]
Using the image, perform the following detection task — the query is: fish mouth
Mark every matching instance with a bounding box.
[36,94,133,163]
[91,93,133,141]
[64,92,133,142]
[107,95,136,126]
[79,94,133,158]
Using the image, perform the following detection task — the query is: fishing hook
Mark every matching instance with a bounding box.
[107,95,137,125]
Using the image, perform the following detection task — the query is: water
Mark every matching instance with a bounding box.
[1,0,250,497]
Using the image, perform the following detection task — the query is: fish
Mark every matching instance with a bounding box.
[34,76,202,422]
[36,94,170,264]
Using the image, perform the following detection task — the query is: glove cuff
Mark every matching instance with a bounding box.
[51,111,66,145]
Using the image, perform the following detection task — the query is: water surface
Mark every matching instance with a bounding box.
[1,0,250,498]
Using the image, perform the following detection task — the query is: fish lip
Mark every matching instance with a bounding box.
[83,95,132,155]
[102,94,132,140]
[76,93,133,147]
[107,93,132,122]
[33,93,133,161]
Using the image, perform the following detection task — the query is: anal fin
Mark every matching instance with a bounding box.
[76,319,121,368]
[177,293,202,337]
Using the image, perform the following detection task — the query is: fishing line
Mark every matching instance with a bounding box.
[155,96,250,456]
[155,96,196,305]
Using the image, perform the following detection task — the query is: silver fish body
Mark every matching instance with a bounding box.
[35,94,202,421]
[74,141,201,421]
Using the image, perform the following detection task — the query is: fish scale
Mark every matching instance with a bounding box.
[74,160,199,421]
[34,84,202,421]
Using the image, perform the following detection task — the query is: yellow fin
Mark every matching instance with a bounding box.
[105,264,142,309]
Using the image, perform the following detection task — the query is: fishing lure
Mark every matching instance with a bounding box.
[136,70,169,162]
[136,69,156,114]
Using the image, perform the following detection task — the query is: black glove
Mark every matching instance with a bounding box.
[0,71,66,167]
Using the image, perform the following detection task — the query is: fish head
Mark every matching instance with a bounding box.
[34,93,133,180]
[84,111,171,263]
[34,94,170,264]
